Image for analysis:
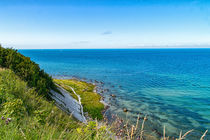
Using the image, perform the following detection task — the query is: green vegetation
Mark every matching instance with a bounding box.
[54,79,104,120]
[0,68,111,140]
[0,45,110,139]
[0,45,56,97]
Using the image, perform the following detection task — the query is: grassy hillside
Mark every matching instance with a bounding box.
[0,68,111,140]
[0,45,56,98]
[54,79,104,120]
[0,46,111,139]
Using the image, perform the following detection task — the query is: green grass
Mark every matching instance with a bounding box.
[0,45,56,97]
[54,79,104,120]
[0,69,111,140]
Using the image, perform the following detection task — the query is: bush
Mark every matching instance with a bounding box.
[0,45,56,97]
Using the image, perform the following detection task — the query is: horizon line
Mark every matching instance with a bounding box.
[17,47,210,50]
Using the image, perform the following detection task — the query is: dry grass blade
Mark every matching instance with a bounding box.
[140,115,147,140]
[130,125,135,140]
[163,125,166,140]
[178,129,193,140]
[178,131,182,140]
[135,114,140,132]
[19,128,27,140]
[200,130,208,140]
[182,129,193,138]
[126,120,130,139]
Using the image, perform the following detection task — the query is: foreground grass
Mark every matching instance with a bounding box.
[54,79,104,120]
[0,69,111,140]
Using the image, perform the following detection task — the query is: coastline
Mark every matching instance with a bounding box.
[53,78,106,121]
[75,78,112,118]
[68,77,163,139]
[52,76,124,119]
[52,77,165,138]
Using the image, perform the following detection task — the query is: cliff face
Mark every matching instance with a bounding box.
[54,79,105,120]
[50,85,87,123]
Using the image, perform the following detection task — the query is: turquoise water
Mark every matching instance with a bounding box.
[19,49,210,139]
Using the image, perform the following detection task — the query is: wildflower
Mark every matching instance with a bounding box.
[1,116,5,120]
[7,118,12,122]
[5,120,8,125]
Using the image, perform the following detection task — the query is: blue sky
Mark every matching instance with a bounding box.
[0,0,210,49]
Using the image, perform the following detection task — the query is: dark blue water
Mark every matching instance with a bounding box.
[19,49,210,139]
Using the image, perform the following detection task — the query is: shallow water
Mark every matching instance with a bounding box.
[19,49,210,139]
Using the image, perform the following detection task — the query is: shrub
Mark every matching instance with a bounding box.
[0,45,56,97]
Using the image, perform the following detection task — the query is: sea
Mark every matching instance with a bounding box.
[19,49,210,139]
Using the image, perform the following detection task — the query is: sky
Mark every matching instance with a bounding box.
[0,0,210,49]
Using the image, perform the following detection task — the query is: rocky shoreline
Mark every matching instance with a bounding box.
[51,76,165,139]
[54,76,114,119]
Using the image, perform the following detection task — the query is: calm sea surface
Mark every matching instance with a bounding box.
[19,49,210,139]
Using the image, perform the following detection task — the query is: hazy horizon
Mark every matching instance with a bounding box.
[14,45,210,50]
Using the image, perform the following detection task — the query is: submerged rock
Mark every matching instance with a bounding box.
[123,108,128,112]
[103,105,110,112]
[104,89,110,92]
[101,96,105,100]
[110,94,116,97]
